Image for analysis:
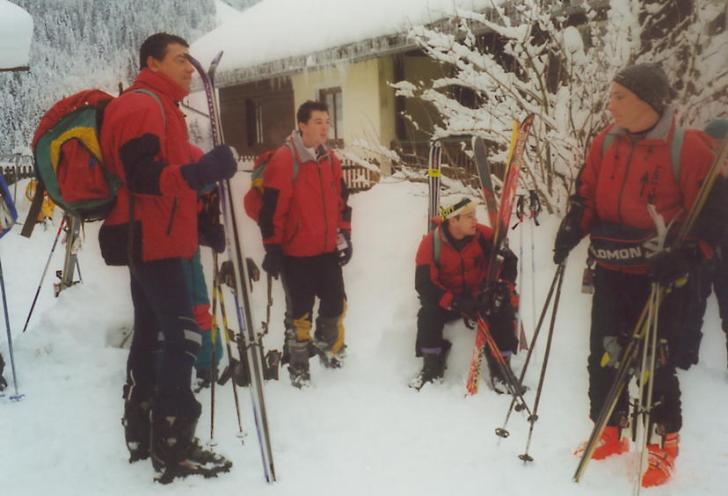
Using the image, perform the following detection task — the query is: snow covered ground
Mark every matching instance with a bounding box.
[1,175,727,496]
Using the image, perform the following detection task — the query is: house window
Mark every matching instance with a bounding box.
[319,87,343,147]
[245,99,264,146]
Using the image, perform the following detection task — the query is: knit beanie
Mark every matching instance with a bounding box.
[613,63,675,115]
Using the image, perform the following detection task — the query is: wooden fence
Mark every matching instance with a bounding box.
[0,155,34,184]
[238,154,379,194]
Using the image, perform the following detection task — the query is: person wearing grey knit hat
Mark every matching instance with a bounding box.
[607,63,677,134]
[553,60,728,488]
[613,62,676,116]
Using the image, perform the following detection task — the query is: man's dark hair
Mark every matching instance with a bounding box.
[297,100,329,124]
[139,33,189,69]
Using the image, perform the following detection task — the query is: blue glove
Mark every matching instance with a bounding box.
[181,145,237,191]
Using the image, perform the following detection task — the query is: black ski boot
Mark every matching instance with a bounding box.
[409,341,451,391]
[151,414,232,484]
[0,353,7,392]
[486,352,526,396]
[122,398,152,462]
[285,334,311,389]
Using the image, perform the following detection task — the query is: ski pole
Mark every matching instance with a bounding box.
[477,315,532,416]
[519,265,565,462]
[22,216,66,333]
[0,257,23,400]
[212,252,246,442]
[496,264,563,439]
[208,252,221,444]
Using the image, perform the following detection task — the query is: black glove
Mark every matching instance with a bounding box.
[553,196,585,264]
[336,230,352,266]
[477,282,512,316]
[262,245,283,278]
[199,222,226,253]
[181,145,237,191]
[647,246,700,286]
[451,295,479,319]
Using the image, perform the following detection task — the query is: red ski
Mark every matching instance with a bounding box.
[466,114,535,396]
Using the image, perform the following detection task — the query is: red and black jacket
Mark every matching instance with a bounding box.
[99,69,201,265]
[570,110,716,272]
[415,222,517,310]
[259,130,351,257]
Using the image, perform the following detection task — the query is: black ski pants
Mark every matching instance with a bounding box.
[126,258,202,419]
[679,252,728,366]
[589,267,682,433]
[280,252,346,350]
[415,298,518,357]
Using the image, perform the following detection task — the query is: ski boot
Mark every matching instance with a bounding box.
[574,425,630,460]
[313,315,346,369]
[486,352,526,396]
[409,342,451,390]
[285,336,311,389]
[122,398,152,463]
[642,432,678,488]
[151,414,232,484]
[0,353,6,392]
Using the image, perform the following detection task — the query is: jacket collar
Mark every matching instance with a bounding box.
[607,107,676,144]
[288,130,331,163]
[131,68,188,103]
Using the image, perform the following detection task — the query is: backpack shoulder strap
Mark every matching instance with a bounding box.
[600,132,616,159]
[284,141,300,181]
[432,226,441,268]
[129,89,166,128]
[670,127,685,183]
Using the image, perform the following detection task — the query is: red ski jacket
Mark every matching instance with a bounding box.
[574,110,715,272]
[415,222,517,310]
[99,69,201,265]
[259,131,351,257]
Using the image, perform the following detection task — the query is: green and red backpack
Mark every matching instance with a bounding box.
[22,88,162,237]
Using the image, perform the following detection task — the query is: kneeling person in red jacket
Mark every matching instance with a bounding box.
[411,198,519,391]
[258,100,352,388]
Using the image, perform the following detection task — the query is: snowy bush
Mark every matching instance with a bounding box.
[400,0,727,212]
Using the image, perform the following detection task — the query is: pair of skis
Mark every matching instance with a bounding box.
[188,52,276,483]
[574,134,728,489]
[465,114,535,396]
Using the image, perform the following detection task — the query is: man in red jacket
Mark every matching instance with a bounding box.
[411,198,519,391]
[99,33,236,482]
[258,100,352,388]
[554,63,728,487]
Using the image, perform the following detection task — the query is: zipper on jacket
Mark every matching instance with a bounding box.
[616,145,636,224]
[166,197,178,235]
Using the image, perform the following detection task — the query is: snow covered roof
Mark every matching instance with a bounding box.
[0,0,33,71]
[192,0,494,86]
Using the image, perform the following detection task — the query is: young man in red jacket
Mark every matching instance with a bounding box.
[258,100,352,388]
[554,63,728,487]
[98,33,236,482]
[411,198,520,391]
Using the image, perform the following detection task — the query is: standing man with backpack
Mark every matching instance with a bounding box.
[553,63,728,487]
[98,32,236,482]
[257,100,352,388]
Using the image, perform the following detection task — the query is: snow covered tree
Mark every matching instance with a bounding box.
[398,0,727,212]
[0,0,217,155]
